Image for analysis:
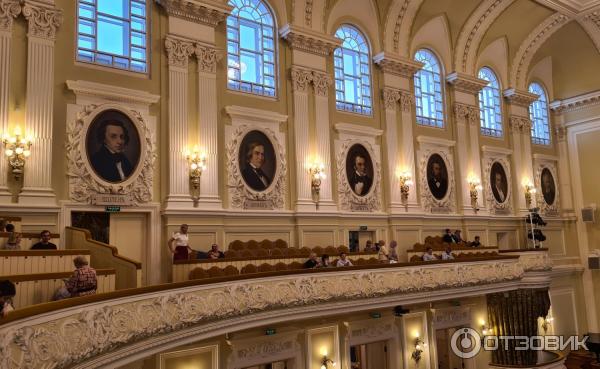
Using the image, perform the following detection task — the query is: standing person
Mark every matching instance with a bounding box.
[64,256,97,297]
[168,224,194,261]
[389,240,399,263]
[0,280,15,317]
[452,230,463,243]
[378,240,389,263]
[30,230,58,250]
[3,224,21,250]
[364,240,374,252]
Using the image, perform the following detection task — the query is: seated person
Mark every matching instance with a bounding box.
[0,279,15,317]
[336,252,353,267]
[422,247,437,261]
[388,240,399,263]
[320,254,333,268]
[64,256,97,298]
[442,246,454,260]
[470,236,482,247]
[30,230,58,250]
[364,240,374,252]
[377,240,389,262]
[452,230,463,243]
[303,252,320,269]
[206,244,224,259]
[442,229,455,244]
[3,223,21,250]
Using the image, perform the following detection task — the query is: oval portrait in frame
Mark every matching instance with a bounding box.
[426,153,449,200]
[345,144,374,197]
[541,168,556,205]
[490,161,509,204]
[85,109,142,184]
[238,130,277,192]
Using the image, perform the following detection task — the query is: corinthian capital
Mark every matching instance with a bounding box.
[22,2,63,40]
[0,0,21,32]
[453,103,480,126]
[195,43,222,73]
[165,36,195,68]
[509,115,532,133]
[290,67,313,92]
[382,88,400,110]
[399,90,414,113]
[312,71,332,97]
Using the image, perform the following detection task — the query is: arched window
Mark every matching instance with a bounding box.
[227,0,277,97]
[528,82,551,145]
[334,25,372,115]
[77,0,148,73]
[478,67,503,137]
[414,49,444,128]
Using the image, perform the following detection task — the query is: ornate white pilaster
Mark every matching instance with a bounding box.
[312,70,335,211]
[382,88,402,211]
[195,43,222,209]
[165,35,195,209]
[398,90,417,208]
[291,66,313,211]
[19,2,62,205]
[0,0,20,202]
[553,122,573,214]
[505,88,538,213]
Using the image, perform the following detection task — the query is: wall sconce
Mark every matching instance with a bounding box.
[541,316,554,334]
[309,162,326,204]
[320,356,336,369]
[523,180,537,209]
[467,175,483,213]
[185,146,206,194]
[2,126,32,180]
[398,171,413,210]
[411,332,425,363]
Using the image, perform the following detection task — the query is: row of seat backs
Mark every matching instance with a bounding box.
[188,257,381,279]
[221,245,352,259]
[228,239,288,251]
[412,236,477,251]
[408,251,498,262]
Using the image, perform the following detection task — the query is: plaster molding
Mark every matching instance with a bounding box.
[399,90,415,113]
[392,0,425,56]
[66,80,161,106]
[164,35,195,68]
[373,52,423,78]
[335,123,383,138]
[0,0,20,32]
[453,102,480,126]
[532,153,559,161]
[554,125,567,141]
[224,105,288,126]
[481,146,513,155]
[454,0,516,74]
[534,0,600,16]
[227,331,302,369]
[382,87,401,110]
[290,66,313,92]
[347,317,398,346]
[534,161,561,216]
[279,24,341,56]
[66,104,156,205]
[549,90,600,113]
[21,1,63,40]
[419,147,456,213]
[577,13,600,53]
[504,88,539,108]
[195,43,222,73]
[446,72,488,94]
[482,156,513,214]
[155,0,232,27]
[510,12,570,89]
[311,70,333,97]
[305,0,313,27]
[509,115,533,133]
[416,135,456,147]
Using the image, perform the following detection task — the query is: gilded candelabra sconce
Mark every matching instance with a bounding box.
[541,316,554,334]
[2,126,32,181]
[411,332,425,363]
[309,162,326,208]
[185,146,206,200]
[467,175,483,213]
[398,171,413,211]
[320,355,336,369]
[523,180,537,209]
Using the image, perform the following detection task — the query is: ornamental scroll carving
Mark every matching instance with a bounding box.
[312,71,332,97]
[66,104,156,205]
[383,88,413,112]
[509,115,532,133]
[22,2,63,40]
[291,67,313,92]
[0,0,20,32]
[195,43,222,73]
[517,252,553,271]
[228,332,302,369]
[0,260,525,369]
[165,36,195,68]
[454,103,480,126]
[156,0,231,27]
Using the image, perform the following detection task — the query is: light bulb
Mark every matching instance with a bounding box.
[415,344,421,350]
[14,126,21,136]
[9,137,16,144]
[406,180,414,186]
[15,147,23,155]
[5,149,13,157]
[23,150,30,157]
[191,163,198,170]
[321,365,327,369]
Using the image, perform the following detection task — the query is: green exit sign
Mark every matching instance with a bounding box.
[265,328,276,336]
[369,312,381,319]
[359,225,368,231]
[105,206,121,213]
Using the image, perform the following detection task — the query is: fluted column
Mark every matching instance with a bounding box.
[454,103,483,211]
[195,43,222,209]
[0,0,20,202]
[312,70,335,210]
[382,88,402,210]
[291,67,313,211]
[19,2,62,205]
[398,90,417,207]
[553,123,573,213]
[165,36,195,209]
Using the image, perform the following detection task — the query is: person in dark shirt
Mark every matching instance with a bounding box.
[303,252,320,269]
[442,229,455,244]
[30,230,57,250]
[452,230,463,243]
[470,236,482,247]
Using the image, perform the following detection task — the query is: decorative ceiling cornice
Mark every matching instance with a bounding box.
[373,52,423,78]
[446,72,488,94]
[155,0,232,27]
[279,24,341,56]
[549,90,600,113]
[503,88,539,107]
[534,0,600,17]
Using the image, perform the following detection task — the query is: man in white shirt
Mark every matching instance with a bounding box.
[377,240,389,262]
[442,246,454,260]
[422,247,437,261]
[336,252,353,267]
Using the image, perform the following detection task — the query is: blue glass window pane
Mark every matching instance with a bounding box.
[240,52,259,83]
[78,35,94,49]
[528,82,551,145]
[131,31,145,47]
[79,19,94,35]
[97,0,126,17]
[131,46,145,61]
[131,2,145,17]
[414,49,444,128]
[97,16,127,55]
[240,23,258,50]
[77,49,94,62]
[130,17,145,32]
[79,4,94,19]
